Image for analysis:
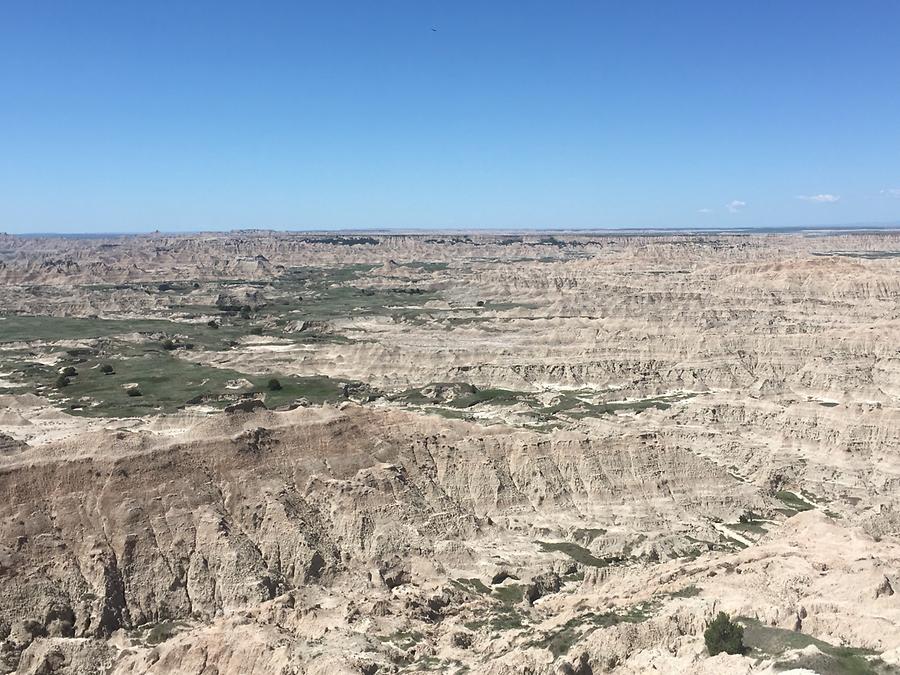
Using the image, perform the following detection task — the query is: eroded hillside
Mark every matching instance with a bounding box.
[1,231,899,674]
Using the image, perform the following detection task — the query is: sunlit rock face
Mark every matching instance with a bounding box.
[1,231,899,674]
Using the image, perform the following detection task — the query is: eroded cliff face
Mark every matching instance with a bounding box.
[0,406,751,636]
[1,232,899,674]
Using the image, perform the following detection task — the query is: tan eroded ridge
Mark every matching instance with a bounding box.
[0,231,899,674]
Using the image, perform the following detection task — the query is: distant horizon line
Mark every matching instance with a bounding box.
[5,220,900,238]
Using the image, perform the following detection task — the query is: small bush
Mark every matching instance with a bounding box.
[146,620,179,645]
[249,326,263,336]
[126,388,143,397]
[704,612,744,656]
[99,364,114,375]
[61,366,77,377]
[206,320,219,329]
[161,339,176,351]
[55,375,70,389]
[267,378,282,391]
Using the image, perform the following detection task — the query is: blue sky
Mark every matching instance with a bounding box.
[1,1,899,233]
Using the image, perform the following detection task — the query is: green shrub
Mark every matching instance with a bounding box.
[704,612,744,656]
[161,339,176,351]
[126,388,142,397]
[267,378,282,391]
[99,364,114,374]
[55,375,70,389]
[249,326,263,336]
[206,320,219,329]
[146,620,179,645]
[61,366,77,377]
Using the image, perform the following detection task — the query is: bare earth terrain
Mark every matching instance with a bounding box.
[1,230,899,674]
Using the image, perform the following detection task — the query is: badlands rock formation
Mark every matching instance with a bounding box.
[0,231,899,674]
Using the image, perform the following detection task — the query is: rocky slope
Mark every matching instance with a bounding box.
[1,231,899,674]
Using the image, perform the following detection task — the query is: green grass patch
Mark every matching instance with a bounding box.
[572,527,607,544]
[0,315,173,343]
[458,578,491,594]
[129,619,187,646]
[444,387,523,409]
[538,392,697,420]
[726,520,769,536]
[4,345,347,417]
[526,608,650,657]
[262,265,439,324]
[739,617,883,675]
[668,585,701,599]
[536,541,623,568]
[775,490,815,513]
[493,583,524,606]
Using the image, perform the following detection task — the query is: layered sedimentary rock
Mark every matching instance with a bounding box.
[1,231,899,673]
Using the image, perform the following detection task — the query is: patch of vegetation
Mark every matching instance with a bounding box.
[408,655,443,671]
[461,583,532,634]
[5,342,348,417]
[420,407,473,421]
[146,620,180,645]
[813,251,900,260]
[292,235,379,246]
[681,547,703,560]
[571,527,607,544]
[454,577,491,595]
[444,387,522,409]
[407,261,450,272]
[705,612,745,656]
[0,315,175,343]
[536,541,623,568]
[739,617,883,675]
[535,391,697,421]
[727,514,769,536]
[526,608,650,657]
[129,619,187,646]
[493,583,524,606]
[0,313,261,354]
[718,532,749,550]
[464,604,526,633]
[668,585,701,599]
[264,265,439,325]
[775,490,815,513]
[561,569,585,583]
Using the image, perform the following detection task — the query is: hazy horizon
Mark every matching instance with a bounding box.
[8,220,900,239]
